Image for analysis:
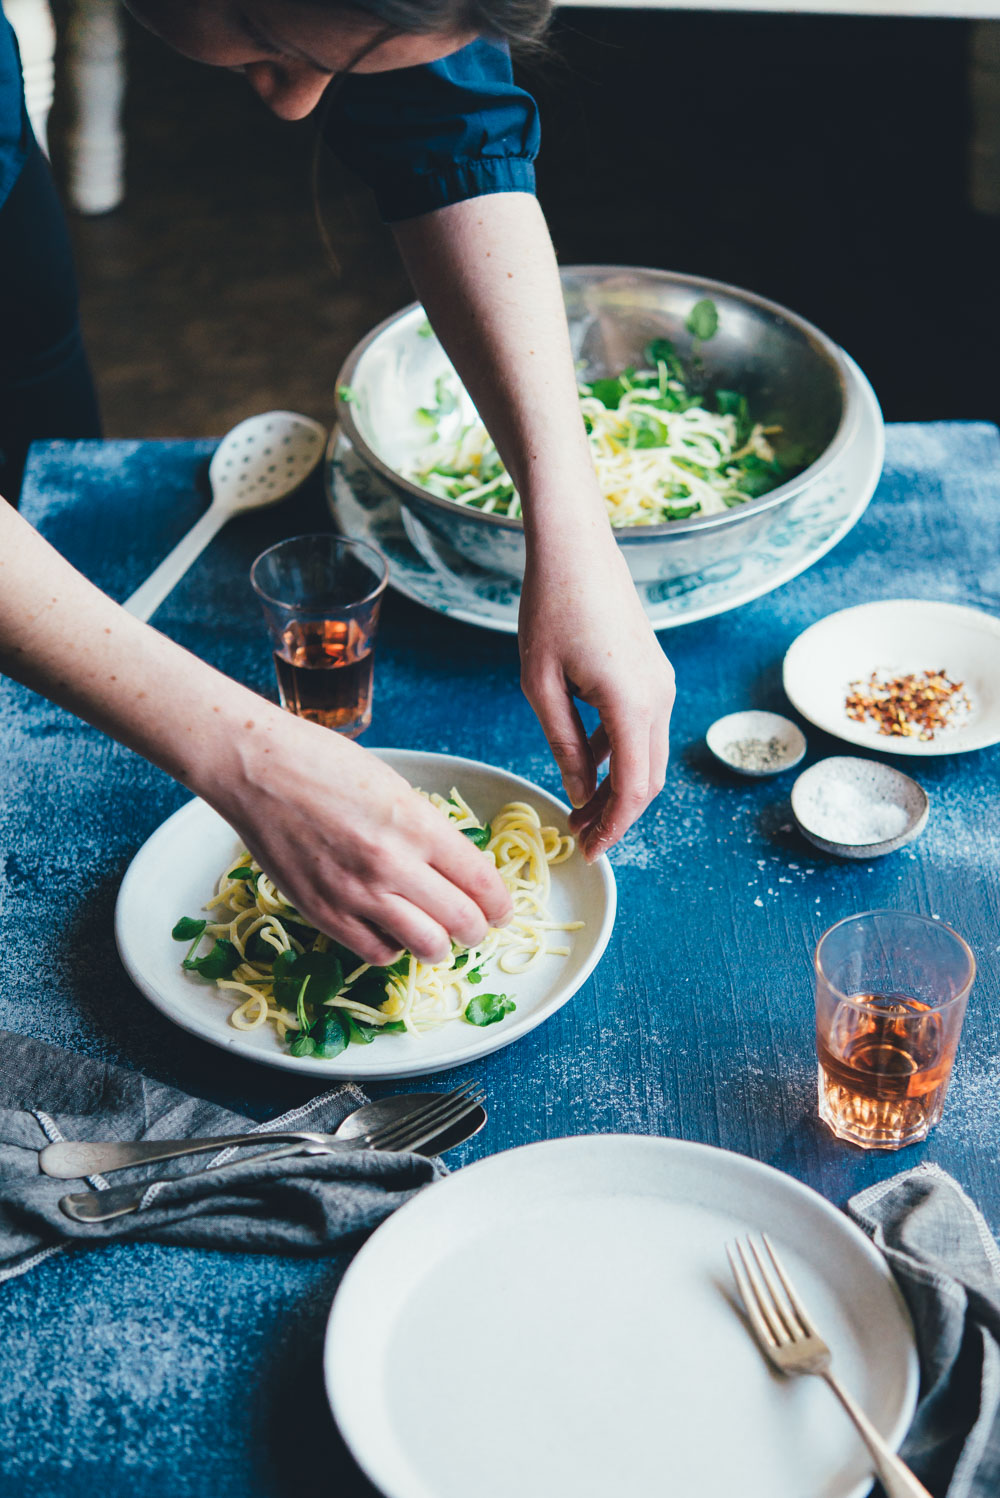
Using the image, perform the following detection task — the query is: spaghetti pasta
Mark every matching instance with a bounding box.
[173,791,582,1060]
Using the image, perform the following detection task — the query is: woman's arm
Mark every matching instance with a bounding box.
[392,192,675,860]
[0,500,511,962]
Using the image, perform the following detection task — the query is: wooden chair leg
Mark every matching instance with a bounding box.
[970,21,1000,218]
[4,0,56,155]
[66,0,126,214]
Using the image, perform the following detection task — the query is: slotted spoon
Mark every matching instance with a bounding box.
[122,410,327,621]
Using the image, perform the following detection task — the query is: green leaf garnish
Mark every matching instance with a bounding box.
[464,993,516,1027]
[271,949,344,1011]
[686,299,719,343]
[172,917,206,942]
[183,938,240,981]
[312,1012,350,1059]
[226,866,254,881]
[461,823,492,849]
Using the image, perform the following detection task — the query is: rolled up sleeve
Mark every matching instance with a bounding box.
[326,38,539,223]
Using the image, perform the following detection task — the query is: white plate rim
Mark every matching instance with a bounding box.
[327,353,884,636]
[324,1133,920,1498]
[114,748,617,1079]
[782,598,1000,756]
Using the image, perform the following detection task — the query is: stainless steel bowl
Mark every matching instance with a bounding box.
[334,266,863,584]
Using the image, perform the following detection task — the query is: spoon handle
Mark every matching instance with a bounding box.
[39,1130,340,1178]
[121,502,229,620]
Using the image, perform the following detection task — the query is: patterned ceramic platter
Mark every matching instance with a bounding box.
[326,355,883,635]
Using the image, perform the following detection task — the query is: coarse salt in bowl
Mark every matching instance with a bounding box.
[791,756,929,859]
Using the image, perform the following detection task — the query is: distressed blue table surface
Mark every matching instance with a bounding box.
[1,424,999,1497]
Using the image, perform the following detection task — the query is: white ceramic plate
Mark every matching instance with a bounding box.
[783,599,1000,756]
[325,1134,918,1498]
[327,353,883,635]
[114,749,616,1079]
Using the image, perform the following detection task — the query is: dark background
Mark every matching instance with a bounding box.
[51,7,999,437]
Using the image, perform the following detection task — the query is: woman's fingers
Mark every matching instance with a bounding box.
[429,824,513,929]
[316,911,404,969]
[522,669,596,811]
[582,701,652,859]
[568,696,672,859]
[588,722,611,771]
[390,863,491,952]
[369,893,453,965]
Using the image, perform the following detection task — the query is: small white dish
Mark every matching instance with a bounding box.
[706,710,806,776]
[783,599,1000,756]
[114,748,616,1080]
[791,756,929,858]
[325,1135,918,1498]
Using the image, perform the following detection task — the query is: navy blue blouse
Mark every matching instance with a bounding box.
[0,11,538,221]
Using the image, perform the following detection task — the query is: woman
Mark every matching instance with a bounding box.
[0,0,675,966]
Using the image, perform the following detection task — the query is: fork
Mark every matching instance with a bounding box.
[727,1233,931,1498]
[40,1082,483,1179]
[57,1085,484,1224]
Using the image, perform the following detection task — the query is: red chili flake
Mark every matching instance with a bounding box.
[844,669,971,740]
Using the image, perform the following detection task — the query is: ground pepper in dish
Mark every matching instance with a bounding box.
[722,736,788,771]
[844,669,971,740]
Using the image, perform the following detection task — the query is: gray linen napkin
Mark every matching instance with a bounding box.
[0,1029,444,1285]
[848,1162,1000,1498]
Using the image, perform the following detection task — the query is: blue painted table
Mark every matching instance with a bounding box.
[1,424,999,1497]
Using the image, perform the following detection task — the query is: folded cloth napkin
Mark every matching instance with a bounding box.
[0,1029,444,1285]
[849,1163,1000,1498]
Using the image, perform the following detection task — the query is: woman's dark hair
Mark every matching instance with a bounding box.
[317,0,552,48]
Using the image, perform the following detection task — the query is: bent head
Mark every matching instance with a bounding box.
[124,0,551,120]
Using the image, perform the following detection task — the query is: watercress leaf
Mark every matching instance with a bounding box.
[380,1021,407,1033]
[663,502,702,520]
[588,376,628,410]
[289,1033,317,1058]
[348,1018,378,1045]
[312,1012,350,1059]
[183,938,240,980]
[245,930,278,965]
[646,338,676,365]
[461,823,492,849]
[272,949,344,1011]
[226,866,254,881]
[686,299,719,342]
[464,992,516,1027]
[172,917,206,942]
[337,385,357,404]
[345,968,394,1010]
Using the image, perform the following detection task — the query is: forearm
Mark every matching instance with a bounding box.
[391,193,610,556]
[0,501,295,800]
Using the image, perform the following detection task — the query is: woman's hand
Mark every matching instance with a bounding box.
[519,521,675,861]
[0,501,512,968]
[209,711,513,967]
[393,195,676,858]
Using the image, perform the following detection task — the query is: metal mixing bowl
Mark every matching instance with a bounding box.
[334,266,861,584]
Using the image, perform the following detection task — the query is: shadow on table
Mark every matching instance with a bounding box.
[258,1275,383,1498]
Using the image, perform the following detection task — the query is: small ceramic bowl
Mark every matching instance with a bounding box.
[782,598,1000,756]
[791,756,929,858]
[706,710,807,777]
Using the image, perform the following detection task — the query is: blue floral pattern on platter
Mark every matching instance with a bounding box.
[326,362,883,635]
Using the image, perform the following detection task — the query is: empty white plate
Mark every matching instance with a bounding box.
[114,749,616,1079]
[783,599,1000,755]
[325,1135,918,1498]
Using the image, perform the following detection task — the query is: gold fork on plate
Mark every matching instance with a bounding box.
[727,1233,931,1498]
